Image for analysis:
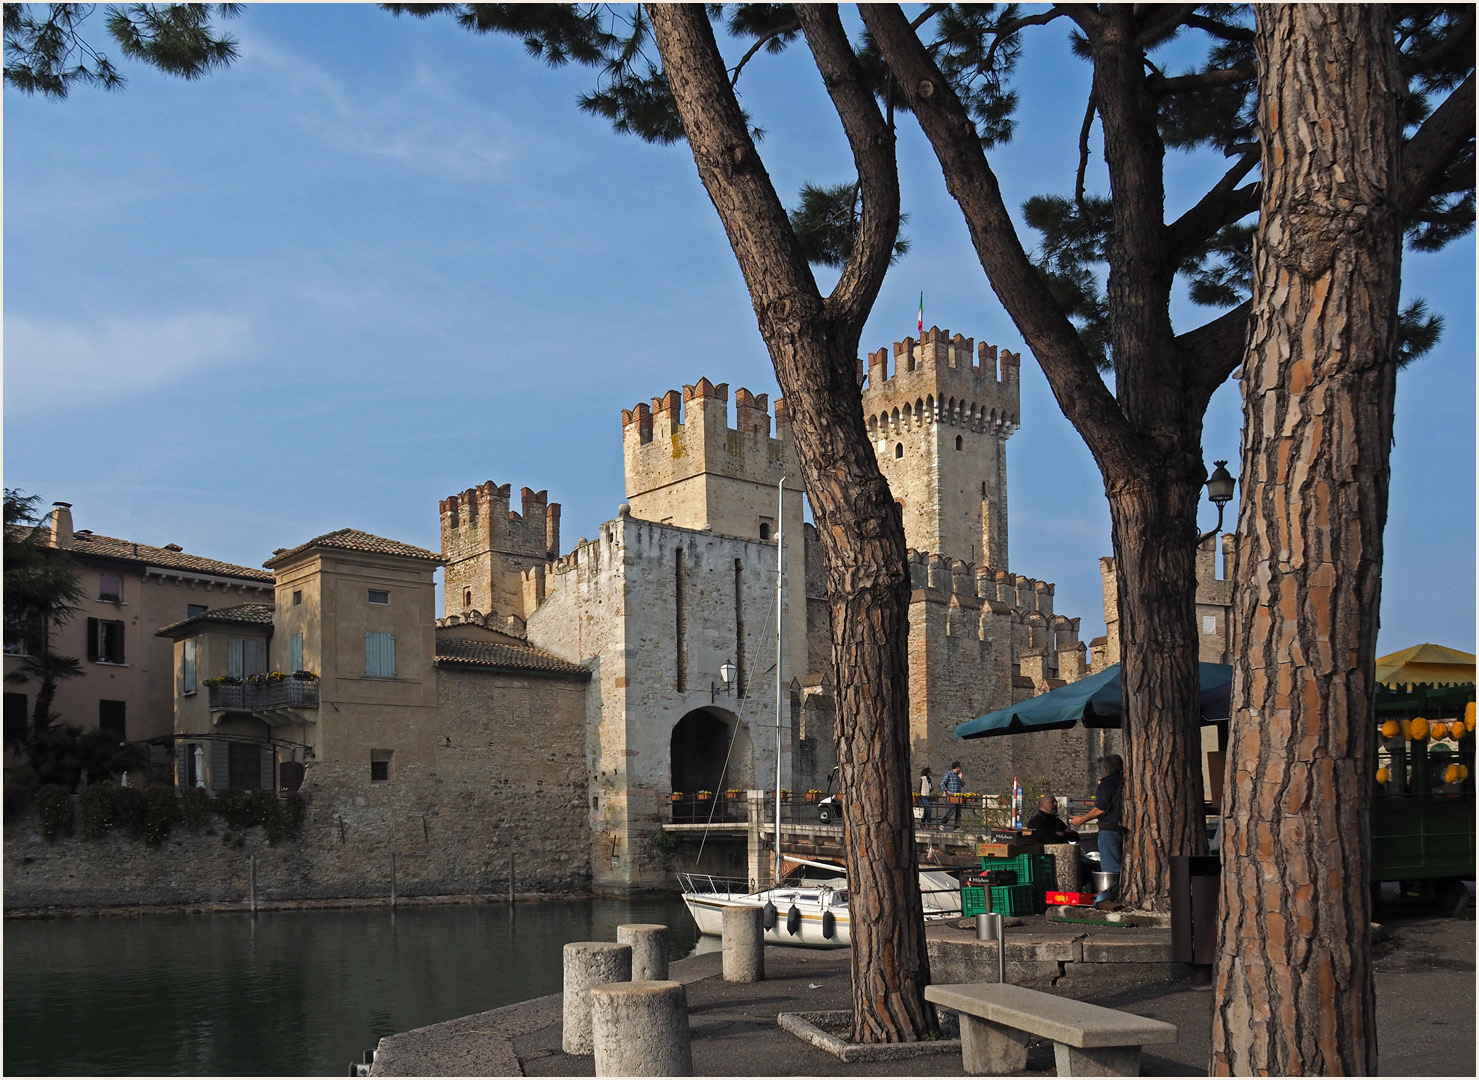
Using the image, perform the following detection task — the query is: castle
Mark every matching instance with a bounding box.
[7,328,1118,906]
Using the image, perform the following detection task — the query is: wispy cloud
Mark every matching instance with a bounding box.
[238,30,515,183]
[4,312,250,409]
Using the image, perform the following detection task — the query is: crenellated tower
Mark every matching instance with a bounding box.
[622,378,804,543]
[439,482,560,623]
[862,327,1020,568]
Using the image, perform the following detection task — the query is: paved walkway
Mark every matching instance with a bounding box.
[370,911,1475,1077]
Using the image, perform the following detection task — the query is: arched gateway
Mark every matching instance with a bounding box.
[669,706,753,797]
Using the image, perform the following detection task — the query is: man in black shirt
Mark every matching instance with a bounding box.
[1070,754,1125,909]
[1024,795,1077,845]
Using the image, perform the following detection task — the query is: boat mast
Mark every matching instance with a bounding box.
[774,475,784,888]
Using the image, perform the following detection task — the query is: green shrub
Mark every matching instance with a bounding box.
[115,786,149,840]
[180,786,210,830]
[37,784,73,841]
[79,781,119,840]
[144,787,181,845]
[209,790,256,829]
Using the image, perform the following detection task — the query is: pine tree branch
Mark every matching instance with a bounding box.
[729,19,801,87]
[1155,65,1256,95]
[794,3,900,338]
[1136,5,1198,48]
[1075,89,1096,214]
[860,3,1135,476]
[1398,71,1476,221]
[1179,300,1251,404]
[982,5,1071,71]
[1184,13,1255,45]
[1165,151,1260,263]
[1401,10,1475,79]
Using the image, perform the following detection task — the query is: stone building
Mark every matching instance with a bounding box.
[3,501,274,763]
[12,327,1105,900]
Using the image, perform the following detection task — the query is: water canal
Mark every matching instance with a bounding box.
[4,896,702,1076]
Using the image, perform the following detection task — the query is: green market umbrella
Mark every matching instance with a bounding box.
[955,662,1232,739]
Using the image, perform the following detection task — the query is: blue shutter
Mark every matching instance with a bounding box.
[260,746,275,791]
[244,638,266,676]
[228,638,244,678]
[210,741,230,791]
[182,639,197,694]
[290,633,303,673]
[366,632,396,678]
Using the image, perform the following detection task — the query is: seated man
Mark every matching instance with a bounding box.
[1024,795,1078,845]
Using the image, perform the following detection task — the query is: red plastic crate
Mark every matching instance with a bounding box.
[1047,890,1096,907]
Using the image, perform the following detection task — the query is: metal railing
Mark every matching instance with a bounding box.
[208,677,320,713]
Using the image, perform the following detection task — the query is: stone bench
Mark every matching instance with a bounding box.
[924,982,1176,1077]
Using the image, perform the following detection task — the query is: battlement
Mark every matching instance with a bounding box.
[904,549,1055,616]
[862,326,1020,434]
[622,378,799,514]
[439,481,560,559]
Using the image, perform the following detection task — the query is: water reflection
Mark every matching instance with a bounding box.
[4,896,699,1076]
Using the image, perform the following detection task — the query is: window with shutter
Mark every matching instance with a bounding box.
[99,573,123,602]
[182,639,197,694]
[244,638,266,676]
[365,632,396,678]
[228,638,244,678]
[176,744,188,788]
[88,619,125,663]
[210,741,230,791]
[290,632,303,673]
[227,742,261,790]
[259,746,275,791]
[99,700,126,739]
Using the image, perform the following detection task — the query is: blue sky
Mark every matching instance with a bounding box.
[5,4,1474,653]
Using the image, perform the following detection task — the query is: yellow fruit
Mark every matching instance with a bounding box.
[1400,719,1413,739]
[1375,766,1390,784]
[1445,764,1461,784]
[1466,702,1475,731]
[1430,721,1448,740]
[1410,717,1429,740]
[1450,722,1466,741]
[1381,720,1401,739]
[1460,765,1470,782]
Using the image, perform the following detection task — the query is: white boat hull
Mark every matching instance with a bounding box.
[681,888,851,948]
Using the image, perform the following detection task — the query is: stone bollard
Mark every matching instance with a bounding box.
[722,904,764,983]
[1045,843,1081,895]
[562,941,632,1054]
[617,923,669,982]
[591,980,692,1077]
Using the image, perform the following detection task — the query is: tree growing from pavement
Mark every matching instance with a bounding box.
[859,2,1471,911]
[1213,7,1407,1072]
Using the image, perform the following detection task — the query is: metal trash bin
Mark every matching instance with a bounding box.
[1170,855,1221,964]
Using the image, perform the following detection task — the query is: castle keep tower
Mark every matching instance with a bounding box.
[862,327,1020,568]
[439,483,560,622]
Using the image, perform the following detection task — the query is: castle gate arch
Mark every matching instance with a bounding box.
[670,707,754,798]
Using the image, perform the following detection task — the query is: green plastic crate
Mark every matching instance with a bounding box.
[988,884,1038,917]
[981,853,1056,889]
[962,885,989,917]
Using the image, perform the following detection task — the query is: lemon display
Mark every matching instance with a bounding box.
[1410,717,1429,740]
[1375,766,1390,784]
[1381,720,1401,738]
[1466,701,1475,731]
[1430,721,1448,740]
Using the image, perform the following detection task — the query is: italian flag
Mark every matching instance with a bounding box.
[918,292,924,336]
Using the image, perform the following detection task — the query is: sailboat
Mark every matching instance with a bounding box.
[676,477,961,947]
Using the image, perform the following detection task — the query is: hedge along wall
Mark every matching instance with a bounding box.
[5,665,596,910]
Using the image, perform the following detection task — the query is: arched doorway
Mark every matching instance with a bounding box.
[670,707,753,800]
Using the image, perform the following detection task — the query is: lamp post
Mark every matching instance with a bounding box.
[711,660,737,703]
[1197,460,1238,544]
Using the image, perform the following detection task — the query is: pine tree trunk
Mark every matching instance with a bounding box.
[645,4,933,1041]
[1108,472,1208,910]
[1211,7,1400,1074]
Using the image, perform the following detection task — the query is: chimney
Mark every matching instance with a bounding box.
[49,502,74,549]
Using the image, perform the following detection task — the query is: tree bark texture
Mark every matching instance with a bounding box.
[1211,7,1400,1074]
[862,5,1212,909]
[644,4,933,1042]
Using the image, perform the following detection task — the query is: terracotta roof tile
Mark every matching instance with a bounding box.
[156,603,276,637]
[435,637,588,676]
[58,531,272,582]
[264,528,442,567]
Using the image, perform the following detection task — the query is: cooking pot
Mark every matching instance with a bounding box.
[1090,870,1120,895]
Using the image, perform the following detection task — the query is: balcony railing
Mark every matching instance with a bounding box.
[208,677,319,713]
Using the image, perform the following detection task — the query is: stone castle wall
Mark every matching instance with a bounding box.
[3,664,592,910]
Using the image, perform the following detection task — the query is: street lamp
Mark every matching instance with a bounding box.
[1197,460,1237,544]
[712,660,737,703]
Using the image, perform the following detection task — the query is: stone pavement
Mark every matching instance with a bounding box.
[370,911,1475,1077]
